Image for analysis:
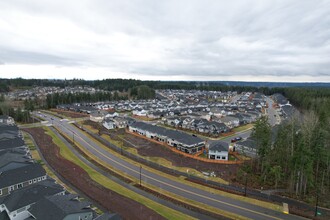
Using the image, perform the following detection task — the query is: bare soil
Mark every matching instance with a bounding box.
[23,127,165,220]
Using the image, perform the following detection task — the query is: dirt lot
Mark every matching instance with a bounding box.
[83,120,239,181]
[51,109,89,118]
[23,127,165,220]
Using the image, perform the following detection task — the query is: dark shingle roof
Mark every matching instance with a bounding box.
[209,141,228,152]
[29,194,94,220]
[0,162,32,173]
[0,179,63,212]
[0,151,32,168]
[0,163,46,189]
[130,122,204,146]
[0,137,25,151]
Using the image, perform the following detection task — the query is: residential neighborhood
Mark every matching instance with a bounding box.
[0,116,117,220]
[54,90,297,161]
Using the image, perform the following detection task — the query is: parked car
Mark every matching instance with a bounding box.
[231,136,242,143]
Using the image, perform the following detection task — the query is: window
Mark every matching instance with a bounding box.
[0,189,2,195]
[222,156,226,160]
[29,180,32,184]
[9,186,14,191]
[42,176,46,180]
[17,183,23,189]
[38,177,41,181]
[216,156,221,159]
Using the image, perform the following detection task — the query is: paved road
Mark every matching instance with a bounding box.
[37,112,305,220]
[221,129,253,144]
[265,97,281,126]
[230,94,242,104]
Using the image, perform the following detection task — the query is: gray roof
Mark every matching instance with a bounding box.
[0,151,32,168]
[0,137,25,151]
[0,163,46,189]
[0,179,63,212]
[130,122,204,146]
[0,161,33,173]
[0,124,20,140]
[0,124,25,151]
[29,194,94,220]
[209,141,229,152]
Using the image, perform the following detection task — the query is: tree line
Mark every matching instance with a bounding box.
[243,111,330,207]
[45,91,128,109]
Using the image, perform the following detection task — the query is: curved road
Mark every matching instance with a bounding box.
[39,113,304,220]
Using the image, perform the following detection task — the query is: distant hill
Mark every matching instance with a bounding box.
[198,81,330,88]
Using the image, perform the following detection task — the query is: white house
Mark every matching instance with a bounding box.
[89,110,107,123]
[207,141,229,160]
[102,118,116,130]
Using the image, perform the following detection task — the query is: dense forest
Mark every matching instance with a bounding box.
[241,111,330,207]
[45,91,128,109]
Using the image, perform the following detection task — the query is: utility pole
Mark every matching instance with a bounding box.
[244,173,248,197]
[139,165,142,187]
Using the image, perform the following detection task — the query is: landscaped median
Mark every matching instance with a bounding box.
[25,126,195,220]
[68,122,284,216]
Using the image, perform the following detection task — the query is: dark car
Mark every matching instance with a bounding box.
[231,136,242,143]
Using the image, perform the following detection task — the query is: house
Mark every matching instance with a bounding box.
[90,110,108,123]
[129,122,205,154]
[0,116,15,125]
[102,118,116,130]
[132,108,148,117]
[113,117,129,128]
[207,141,229,160]
[0,163,47,197]
[147,111,164,119]
[0,179,65,220]
[165,117,181,127]
[182,118,194,129]
[29,194,95,220]
[217,116,240,129]
[105,112,119,118]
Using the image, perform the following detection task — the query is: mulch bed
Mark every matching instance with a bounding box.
[23,127,165,220]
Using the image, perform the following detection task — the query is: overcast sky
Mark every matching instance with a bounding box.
[0,0,330,82]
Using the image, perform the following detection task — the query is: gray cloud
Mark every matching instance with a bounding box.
[0,0,329,81]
